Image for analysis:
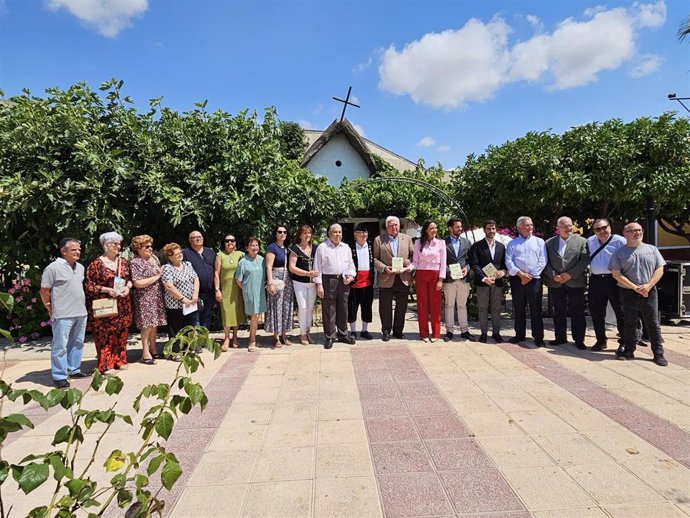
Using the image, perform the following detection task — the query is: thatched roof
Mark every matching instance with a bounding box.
[300,118,377,174]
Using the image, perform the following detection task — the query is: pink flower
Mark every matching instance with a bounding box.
[18,336,28,344]
[15,296,23,303]
[26,305,33,311]
[30,332,40,339]
[40,321,51,328]
[8,287,15,294]
[31,298,37,303]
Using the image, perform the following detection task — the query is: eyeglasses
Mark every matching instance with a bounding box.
[142,244,153,249]
[624,229,644,233]
[276,230,287,235]
[108,242,122,247]
[593,226,608,232]
[191,236,203,240]
[225,238,236,243]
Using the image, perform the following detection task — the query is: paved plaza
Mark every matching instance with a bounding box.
[2,309,689,518]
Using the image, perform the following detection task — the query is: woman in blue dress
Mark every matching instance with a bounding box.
[235,236,266,352]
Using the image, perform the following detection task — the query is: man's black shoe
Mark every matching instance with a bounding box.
[338,335,356,345]
[492,334,504,344]
[392,333,406,340]
[653,354,668,367]
[636,340,649,348]
[575,342,587,350]
[360,331,374,340]
[460,331,477,342]
[69,370,93,379]
[591,341,607,352]
[508,336,525,344]
[443,332,453,342]
[324,339,334,350]
[549,339,567,346]
[616,349,634,360]
[534,340,546,348]
[478,334,488,343]
[54,379,70,389]
[382,331,391,342]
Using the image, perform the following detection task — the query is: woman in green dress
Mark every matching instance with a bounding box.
[235,237,266,352]
[214,233,246,351]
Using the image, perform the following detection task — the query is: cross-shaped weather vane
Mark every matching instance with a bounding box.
[332,86,360,122]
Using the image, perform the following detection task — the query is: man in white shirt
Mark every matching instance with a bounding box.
[587,219,626,351]
[314,224,356,349]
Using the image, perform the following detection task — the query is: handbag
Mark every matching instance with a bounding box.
[92,257,121,319]
[93,297,118,319]
[269,246,288,292]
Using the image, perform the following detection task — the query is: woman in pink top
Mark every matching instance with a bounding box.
[412,221,447,342]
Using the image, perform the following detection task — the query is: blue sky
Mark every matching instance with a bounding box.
[1,0,688,169]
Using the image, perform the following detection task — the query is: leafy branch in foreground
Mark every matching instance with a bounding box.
[0,325,220,518]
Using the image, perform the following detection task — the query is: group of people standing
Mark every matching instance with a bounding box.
[39,214,669,388]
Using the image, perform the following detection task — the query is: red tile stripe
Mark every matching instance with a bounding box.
[498,344,690,465]
[352,346,530,518]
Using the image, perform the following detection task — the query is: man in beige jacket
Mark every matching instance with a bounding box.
[373,216,414,341]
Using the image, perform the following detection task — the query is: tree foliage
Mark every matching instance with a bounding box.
[451,114,690,241]
[0,81,342,274]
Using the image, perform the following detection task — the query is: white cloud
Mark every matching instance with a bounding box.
[417,136,436,147]
[47,0,149,37]
[378,2,666,109]
[350,95,361,106]
[298,120,316,130]
[436,145,450,152]
[630,53,663,77]
[353,57,373,74]
[352,123,366,137]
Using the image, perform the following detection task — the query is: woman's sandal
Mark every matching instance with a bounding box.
[282,335,292,346]
[232,341,240,349]
[221,338,230,352]
[248,343,257,352]
[299,335,309,345]
[273,339,283,349]
[141,358,156,365]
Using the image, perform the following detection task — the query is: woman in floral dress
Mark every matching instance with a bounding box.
[85,231,133,374]
[130,234,167,364]
[265,224,294,348]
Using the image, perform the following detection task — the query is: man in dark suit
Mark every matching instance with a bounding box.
[469,220,507,343]
[373,216,414,341]
[544,216,590,349]
[348,223,375,340]
[182,230,216,331]
[443,218,475,341]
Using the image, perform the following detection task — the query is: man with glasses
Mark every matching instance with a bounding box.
[505,216,547,347]
[587,219,626,352]
[183,231,216,330]
[40,238,91,389]
[544,216,590,350]
[609,222,667,366]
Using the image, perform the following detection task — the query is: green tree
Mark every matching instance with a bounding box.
[277,121,307,162]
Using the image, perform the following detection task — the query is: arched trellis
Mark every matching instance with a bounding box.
[363,176,477,242]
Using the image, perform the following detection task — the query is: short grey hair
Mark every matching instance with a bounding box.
[385,216,400,227]
[327,223,342,236]
[516,216,532,227]
[557,216,572,226]
[99,231,123,246]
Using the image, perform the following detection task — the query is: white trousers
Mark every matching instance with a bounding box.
[293,281,317,334]
[443,280,471,333]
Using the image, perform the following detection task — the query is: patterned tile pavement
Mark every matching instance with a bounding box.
[2,312,689,517]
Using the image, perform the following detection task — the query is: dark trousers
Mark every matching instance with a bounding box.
[322,274,351,339]
[551,285,586,343]
[194,290,215,330]
[620,287,664,355]
[166,308,197,351]
[476,284,502,335]
[510,277,544,341]
[379,276,410,335]
[348,284,374,323]
[588,275,623,343]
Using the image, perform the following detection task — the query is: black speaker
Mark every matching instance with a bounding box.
[658,261,690,320]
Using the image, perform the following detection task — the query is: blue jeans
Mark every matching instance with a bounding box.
[51,316,87,381]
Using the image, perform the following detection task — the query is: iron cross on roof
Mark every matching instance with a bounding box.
[332,86,360,122]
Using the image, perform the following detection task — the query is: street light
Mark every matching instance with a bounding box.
[668,93,690,115]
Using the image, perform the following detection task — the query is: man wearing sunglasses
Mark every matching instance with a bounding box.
[609,222,667,366]
[587,219,626,352]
